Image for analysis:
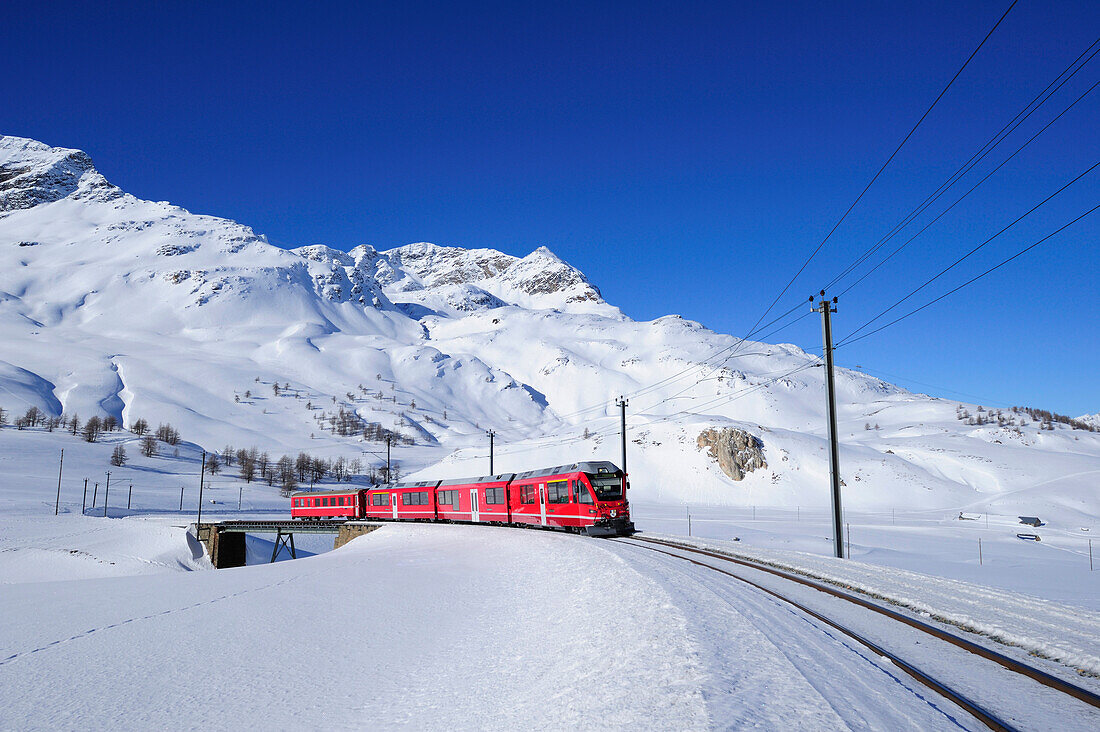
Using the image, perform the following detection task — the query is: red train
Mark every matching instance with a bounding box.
[290,460,635,537]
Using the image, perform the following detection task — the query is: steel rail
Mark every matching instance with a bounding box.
[613,537,1016,731]
[621,536,1100,709]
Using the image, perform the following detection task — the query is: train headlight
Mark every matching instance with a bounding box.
[610,509,618,518]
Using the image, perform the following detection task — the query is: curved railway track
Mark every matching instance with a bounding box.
[610,535,1100,731]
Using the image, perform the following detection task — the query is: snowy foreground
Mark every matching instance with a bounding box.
[1,425,1098,729]
[2,513,1098,730]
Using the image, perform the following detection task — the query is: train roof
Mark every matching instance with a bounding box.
[365,463,621,491]
[386,479,442,491]
[513,461,621,481]
[290,487,364,497]
[437,473,517,487]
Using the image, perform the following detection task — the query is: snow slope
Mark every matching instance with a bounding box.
[2,133,1099,526]
[2,515,1096,730]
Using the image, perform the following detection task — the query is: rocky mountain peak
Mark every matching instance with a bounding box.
[0,135,121,212]
[500,246,603,303]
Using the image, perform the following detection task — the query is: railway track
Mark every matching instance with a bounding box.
[610,535,1100,731]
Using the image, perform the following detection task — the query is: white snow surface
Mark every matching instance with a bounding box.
[2,133,1099,522]
[0,524,713,730]
[0,423,1098,728]
[2,134,1099,727]
[646,533,1100,676]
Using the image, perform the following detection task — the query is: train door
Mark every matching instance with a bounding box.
[470,489,479,522]
[391,493,399,520]
[539,483,547,526]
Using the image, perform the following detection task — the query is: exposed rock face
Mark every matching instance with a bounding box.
[387,242,515,287]
[0,136,121,211]
[384,242,604,307]
[697,427,767,481]
[499,246,603,302]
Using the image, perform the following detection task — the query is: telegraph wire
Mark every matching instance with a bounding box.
[743,0,1019,342]
[838,158,1100,346]
[486,303,811,438]
[474,357,825,459]
[835,73,1100,300]
[850,365,1016,408]
[838,201,1100,348]
[822,37,1100,296]
[442,2,1029,458]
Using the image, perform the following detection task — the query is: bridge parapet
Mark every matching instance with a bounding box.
[191,521,380,568]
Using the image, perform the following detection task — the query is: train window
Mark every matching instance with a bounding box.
[401,492,410,506]
[547,480,569,504]
[520,485,535,504]
[588,475,623,501]
[484,486,503,505]
[575,481,594,504]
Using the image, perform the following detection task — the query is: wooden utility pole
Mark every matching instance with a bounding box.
[55,449,64,515]
[616,396,629,497]
[814,293,844,559]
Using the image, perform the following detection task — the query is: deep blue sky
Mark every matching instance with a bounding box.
[4,1,1098,415]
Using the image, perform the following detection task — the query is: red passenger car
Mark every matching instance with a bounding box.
[389,480,439,521]
[436,473,516,524]
[290,488,366,520]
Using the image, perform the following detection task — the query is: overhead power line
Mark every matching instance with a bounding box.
[838,201,1100,348]
[838,158,1100,346]
[744,0,1019,340]
[823,37,1100,297]
[835,71,1100,300]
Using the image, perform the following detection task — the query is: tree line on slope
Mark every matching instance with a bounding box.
[954,404,1098,432]
[0,405,401,495]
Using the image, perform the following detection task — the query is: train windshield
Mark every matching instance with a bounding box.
[587,475,623,501]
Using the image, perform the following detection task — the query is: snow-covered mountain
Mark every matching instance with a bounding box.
[2,134,1098,518]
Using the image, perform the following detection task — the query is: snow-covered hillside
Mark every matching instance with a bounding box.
[2,134,1099,521]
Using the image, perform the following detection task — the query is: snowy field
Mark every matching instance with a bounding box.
[2,428,1099,729]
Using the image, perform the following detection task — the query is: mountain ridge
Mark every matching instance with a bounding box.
[2,134,1098,515]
